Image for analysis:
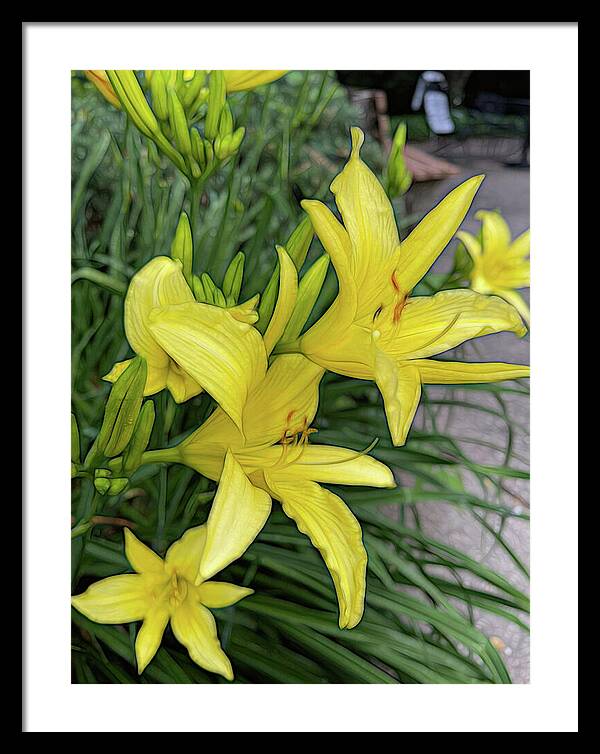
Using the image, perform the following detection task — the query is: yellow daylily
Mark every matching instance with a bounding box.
[72,527,251,679]
[151,352,395,630]
[456,210,530,326]
[104,256,267,432]
[222,70,287,92]
[84,70,120,109]
[295,127,530,447]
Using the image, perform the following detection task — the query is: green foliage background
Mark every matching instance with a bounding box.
[71,71,529,684]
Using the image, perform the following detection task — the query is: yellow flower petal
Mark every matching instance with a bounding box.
[125,256,194,369]
[196,581,254,608]
[299,199,359,348]
[331,128,400,320]
[198,451,271,582]
[71,574,152,624]
[228,293,260,325]
[395,175,484,293]
[165,363,206,403]
[255,444,395,488]
[384,289,527,360]
[476,210,512,257]
[165,525,207,583]
[263,246,298,356]
[494,288,530,327]
[455,230,482,261]
[331,127,399,289]
[170,599,233,680]
[303,322,373,380]
[373,351,422,447]
[414,359,530,383]
[179,354,324,477]
[135,605,170,674]
[148,301,267,433]
[124,528,165,575]
[509,229,531,259]
[266,473,367,629]
[240,354,324,448]
[223,70,287,92]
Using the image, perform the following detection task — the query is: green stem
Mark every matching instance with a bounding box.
[141,448,181,466]
[189,177,205,248]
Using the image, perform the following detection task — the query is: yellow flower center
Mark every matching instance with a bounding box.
[279,411,318,448]
[168,572,189,608]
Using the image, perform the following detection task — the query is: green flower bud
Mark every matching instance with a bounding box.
[386,121,412,198]
[201,273,218,305]
[191,129,206,170]
[123,400,156,475]
[281,253,330,342]
[94,477,112,496]
[205,70,226,141]
[108,478,129,496]
[97,357,147,458]
[228,126,245,154]
[257,216,313,332]
[218,103,234,137]
[168,88,193,157]
[192,274,207,302]
[222,251,245,305]
[170,212,194,287]
[149,70,169,121]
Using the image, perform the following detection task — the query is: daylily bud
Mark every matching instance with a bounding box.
[149,70,169,121]
[201,273,218,305]
[168,88,193,157]
[219,103,234,138]
[106,70,158,140]
[106,71,187,176]
[107,456,124,474]
[281,253,330,342]
[71,413,80,464]
[257,216,313,332]
[222,251,245,305]
[170,212,194,288]
[188,156,202,179]
[192,274,207,302]
[191,129,206,170]
[181,71,205,109]
[203,139,214,165]
[205,70,226,141]
[94,477,112,496]
[108,478,129,496]
[123,400,156,475]
[228,126,245,154]
[97,357,148,458]
[386,121,412,198]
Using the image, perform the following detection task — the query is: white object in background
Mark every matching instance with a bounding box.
[411,71,455,135]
